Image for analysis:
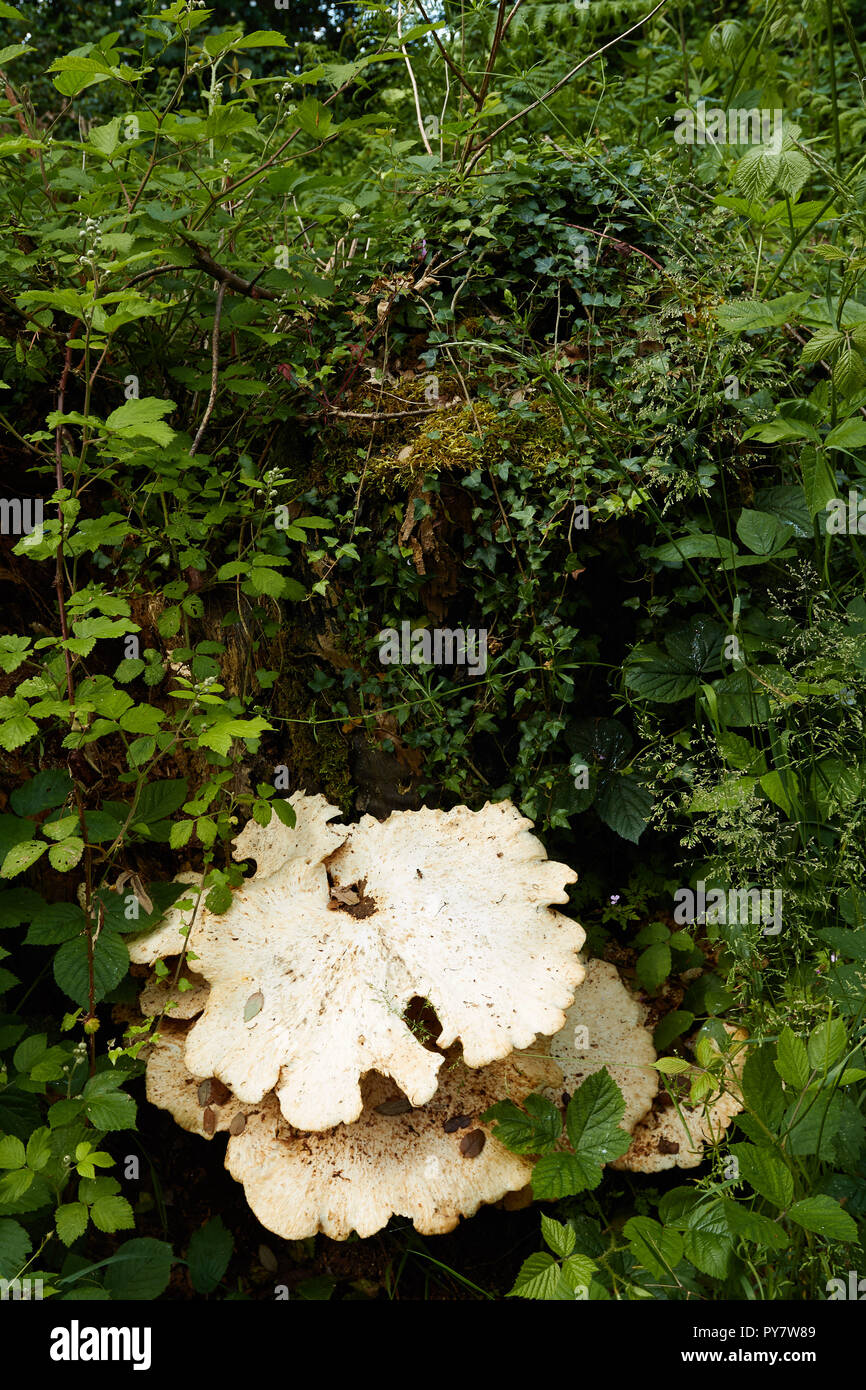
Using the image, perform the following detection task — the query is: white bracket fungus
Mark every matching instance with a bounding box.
[612,1025,748,1172]
[130,794,585,1132]
[545,958,658,1134]
[146,1019,564,1239]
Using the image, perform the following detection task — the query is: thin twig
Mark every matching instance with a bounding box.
[412,0,480,102]
[399,0,434,155]
[190,282,228,455]
[463,0,669,174]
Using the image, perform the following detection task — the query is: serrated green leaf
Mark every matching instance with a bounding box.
[787,1195,857,1241]
[0,1217,31,1278]
[53,929,129,1006]
[90,1193,135,1234]
[540,1214,575,1258]
[730,1143,794,1209]
[482,1093,561,1154]
[1,841,48,878]
[507,1251,560,1299]
[775,1027,810,1088]
[623,1216,684,1280]
[48,837,85,872]
[56,1202,89,1246]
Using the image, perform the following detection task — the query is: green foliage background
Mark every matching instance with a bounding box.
[0,0,864,1300]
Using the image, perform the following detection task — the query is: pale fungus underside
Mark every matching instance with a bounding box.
[132,793,740,1238]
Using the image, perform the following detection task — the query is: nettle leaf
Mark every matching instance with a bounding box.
[651,532,738,566]
[0,887,42,928]
[103,1237,174,1300]
[775,1026,810,1088]
[715,293,808,332]
[636,941,671,992]
[807,1018,847,1072]
[625,617,724,703]
[741,1045,785,1130]
[566,717,632,771]
[722,1200,790,1251]
[683,1199,734,1279]
[736,509,792,555]
[482,1093,561,1154]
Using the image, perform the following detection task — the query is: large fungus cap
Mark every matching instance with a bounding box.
[612,1024,748,1172]
[224,1050,563,1239]
[131,796,584,1133]
[545,958,658,1134]
[145,1021,250,1138]
[139,968,210,1021]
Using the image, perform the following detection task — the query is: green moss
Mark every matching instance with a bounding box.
[313,378,568,495]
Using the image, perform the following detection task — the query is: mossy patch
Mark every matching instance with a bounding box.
[314,376,570,495]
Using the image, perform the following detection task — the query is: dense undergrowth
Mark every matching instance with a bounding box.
[0,0,864,1301]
